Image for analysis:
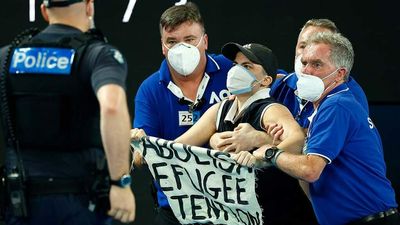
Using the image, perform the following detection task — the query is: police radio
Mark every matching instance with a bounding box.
[6,167,28,217]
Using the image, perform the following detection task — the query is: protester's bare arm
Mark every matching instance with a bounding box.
[175,103,220,146]
[262,104,304,153]
[234,104,304,168]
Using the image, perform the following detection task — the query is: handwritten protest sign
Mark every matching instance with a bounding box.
[131,136,263,225]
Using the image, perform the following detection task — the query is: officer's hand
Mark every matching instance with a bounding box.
[222,123,268,153]
[130,128,146,141]
[130,128,147,167]
[209,131,234,150]
[263,123,284,145]
[108,185,136,223]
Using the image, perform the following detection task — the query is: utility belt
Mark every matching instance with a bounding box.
[347,208,399,225]
[26,177,89,196]
[1,171,111,218]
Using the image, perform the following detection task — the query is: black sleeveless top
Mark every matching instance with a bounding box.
[216,97,317,225]
[216,98,276,132]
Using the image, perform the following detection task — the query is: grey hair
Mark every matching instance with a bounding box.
[301,18,340,33]
[307,32,354,79]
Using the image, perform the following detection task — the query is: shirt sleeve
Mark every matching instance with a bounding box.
[306,103,351,162]
[89,44,128,94]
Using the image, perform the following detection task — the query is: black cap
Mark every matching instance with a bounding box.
[221,42,278,80]
[43,0,83,8]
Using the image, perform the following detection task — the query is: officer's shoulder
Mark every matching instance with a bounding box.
[86,41,125,64]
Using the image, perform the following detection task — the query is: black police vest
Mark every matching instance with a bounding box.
[216,98,276,132]
[3,29,106,151]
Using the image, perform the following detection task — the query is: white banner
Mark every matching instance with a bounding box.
[131,136,263,225]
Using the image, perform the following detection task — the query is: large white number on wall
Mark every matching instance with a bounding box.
[122,0,137,23]
[29,0,36,22]
[175,0,187,6]
[28,0,138,23]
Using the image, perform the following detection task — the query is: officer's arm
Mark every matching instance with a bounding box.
[96,84,131,179]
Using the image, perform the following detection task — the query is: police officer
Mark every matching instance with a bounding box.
[0,0,135,224]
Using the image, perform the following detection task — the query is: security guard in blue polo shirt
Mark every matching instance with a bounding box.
[134,3,231,225]
[0,0,135,224]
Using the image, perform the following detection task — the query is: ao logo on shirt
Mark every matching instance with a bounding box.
[209,89,230,105]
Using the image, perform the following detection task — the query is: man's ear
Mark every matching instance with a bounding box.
[161,38,168,56]
[262,75,273,87]
[86,0,94,18]
[203,33,208,51]
[40,4,49,22]
[336,68,347,81]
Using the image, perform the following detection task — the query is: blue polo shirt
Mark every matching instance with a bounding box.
[305,83,397,225]
[270,72,369,128]
[134,53,232,207]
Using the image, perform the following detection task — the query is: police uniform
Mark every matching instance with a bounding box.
[305,83,398,225]
[133,53,231,224]
[270,72,369,128]
[215,88,318,225]
[0,23,127,225]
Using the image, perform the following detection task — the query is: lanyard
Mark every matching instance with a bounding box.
[167,73,210,112]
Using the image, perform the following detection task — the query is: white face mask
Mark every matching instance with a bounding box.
[296,68,339,102]
[164,36,203,76]
[227,65,259,95]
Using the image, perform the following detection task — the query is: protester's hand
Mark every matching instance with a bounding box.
[108,185,136,223]
[130,128,146,141]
